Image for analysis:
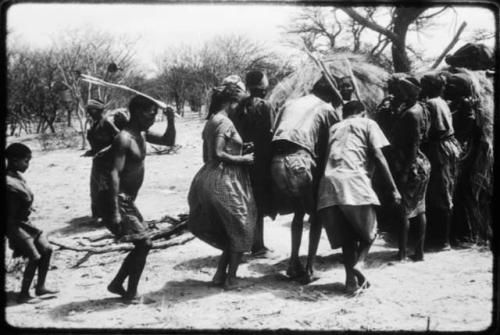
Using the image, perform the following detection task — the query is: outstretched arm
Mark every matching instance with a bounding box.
[146,107,176,146]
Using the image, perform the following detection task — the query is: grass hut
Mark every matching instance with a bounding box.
[269,52,494,244]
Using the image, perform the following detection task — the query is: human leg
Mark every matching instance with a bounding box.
[342,239,358,293]
[224,251,243,289]
[33,234,58,295]
[397,205,410,261]
[213,250,229,285]
[410,213,426,261]
[124,238,152,300]
[251,213,269,256]
[301,212,321,284]
[16,238,41,303]
[287,210,306,278]
[108,250,133,297]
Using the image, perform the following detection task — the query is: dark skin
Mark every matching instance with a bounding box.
[7,155,59,303]
[306,111,401,291]
[285,88,341,284]
[207,101,254,289]
[106,104,176,301]
[242,87,270,256]
[391,92,427,262]
[421,84,453,249]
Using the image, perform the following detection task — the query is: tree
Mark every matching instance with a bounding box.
[341,6,452,72]
[286,6,455,72]
[7,48,63,135]
[154,34,292,116]
[53,28,140,149]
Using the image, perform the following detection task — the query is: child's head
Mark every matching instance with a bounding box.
[343,100,366,118]
[6,143,32,173]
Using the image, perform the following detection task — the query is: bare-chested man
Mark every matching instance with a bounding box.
[103,95,176,302]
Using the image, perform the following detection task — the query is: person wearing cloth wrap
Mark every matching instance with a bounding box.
[316,101,401,294]
[104,95,176,302]
[230,70,276,257]
[420,74,461,250]
[386,76,431,261]
[6,143,58,303]
[271,75,342,283]
[187,76,256,290]
[86,98,128,219]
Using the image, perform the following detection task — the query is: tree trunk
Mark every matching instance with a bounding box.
[67,108,72,127]
[36,117,45,134]
[391,7,427,73]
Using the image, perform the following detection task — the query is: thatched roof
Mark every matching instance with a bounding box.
[269,52,390,113]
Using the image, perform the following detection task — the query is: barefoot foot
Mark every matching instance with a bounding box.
[107,282,127,297]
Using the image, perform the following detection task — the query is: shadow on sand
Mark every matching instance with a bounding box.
[50,215,103,236]
[49,296,133,321]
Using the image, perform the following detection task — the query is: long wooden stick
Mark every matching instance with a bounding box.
[431,21,467,69]
[343,57,362,102]
[80,74,167,109]
[50,234,194,254]
[303,49,344,104]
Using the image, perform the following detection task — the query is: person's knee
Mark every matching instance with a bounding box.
[136,239,152,252]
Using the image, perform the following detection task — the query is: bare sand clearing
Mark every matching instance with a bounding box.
[4,114,494,331]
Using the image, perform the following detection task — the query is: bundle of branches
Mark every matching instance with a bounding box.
[446,68,493,241]
[49,214,192,267]
[148,144,182,155]
[269,52,389,114]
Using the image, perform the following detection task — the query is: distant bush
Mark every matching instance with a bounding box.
[38,129,82,151]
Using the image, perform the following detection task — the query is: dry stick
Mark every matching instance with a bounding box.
[303,48,344,104]
[72,235,195,268]
[343,57,362,102]
[79,74,167,109]
[52,233,194,258]
[431,21,467,69]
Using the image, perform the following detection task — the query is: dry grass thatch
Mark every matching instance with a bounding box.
[269,52,390,113]
[270,52,493,242]
[415,67,494,241]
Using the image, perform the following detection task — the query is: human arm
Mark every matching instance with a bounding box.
[145,107,176,146]
[214,136,253,165]
[398,112,420,184]
[372,147,401,204]
[109,132,129,226]
[367,120,401,204]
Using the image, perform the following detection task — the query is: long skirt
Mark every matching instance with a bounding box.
[187,162,257,252]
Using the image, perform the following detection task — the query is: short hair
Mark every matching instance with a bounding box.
[128,95,157,116]
[312,75,342,105]
[420,74,445,95]
[246,71,269,90]
[343,100,366,117]
[6,143,32,160]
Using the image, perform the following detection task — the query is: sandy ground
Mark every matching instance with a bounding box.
[4,113,495,331]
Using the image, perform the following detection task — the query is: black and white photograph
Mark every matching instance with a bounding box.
[3,1,496,331]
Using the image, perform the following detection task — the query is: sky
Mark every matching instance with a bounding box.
[6,3,496,74]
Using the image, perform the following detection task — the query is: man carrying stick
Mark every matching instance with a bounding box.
[102,95,176,302]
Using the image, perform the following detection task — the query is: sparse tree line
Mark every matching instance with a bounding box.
[7,29,292,149]
[7,5,494,149]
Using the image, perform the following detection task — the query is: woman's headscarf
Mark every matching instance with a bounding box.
[207,75,248,119]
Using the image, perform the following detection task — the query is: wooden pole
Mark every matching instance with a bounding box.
[343,57,362,102]
[303,48,344,104]
[431,21,467,69]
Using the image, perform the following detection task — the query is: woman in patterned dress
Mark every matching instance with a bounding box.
[187,76,257,290]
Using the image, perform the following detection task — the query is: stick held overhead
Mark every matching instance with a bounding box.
[79,73,168,109]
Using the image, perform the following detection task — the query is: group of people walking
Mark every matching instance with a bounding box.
[5,65,470,303]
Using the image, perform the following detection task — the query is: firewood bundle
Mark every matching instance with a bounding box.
[49,214,193,267]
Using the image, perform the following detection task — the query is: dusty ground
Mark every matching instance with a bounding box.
[4,113,495,331]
